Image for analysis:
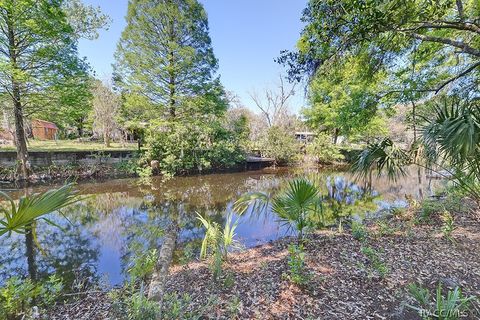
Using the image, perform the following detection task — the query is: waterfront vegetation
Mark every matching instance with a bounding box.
[1,0,480,319]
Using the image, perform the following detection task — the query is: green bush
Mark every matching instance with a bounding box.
[286,244,310,285]
[145,118,245,177]
[306,133,344,164]
[127,291,160,320]
[0,275,63,319]
[259,126,301,165]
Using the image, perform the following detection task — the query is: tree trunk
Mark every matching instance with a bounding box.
[332,128,340,145]
[25,226,37,282]
[104,130,111,147]
[168,17,176,119]
[8,17,31,180]
[12,96,30,179]
[168,51,176,118]
[77,126,84,138]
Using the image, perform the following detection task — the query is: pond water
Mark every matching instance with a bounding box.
[0,167,442,288]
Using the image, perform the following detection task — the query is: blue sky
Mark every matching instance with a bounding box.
[78,0,307,113]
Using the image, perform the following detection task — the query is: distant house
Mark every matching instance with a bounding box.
[31,119,58,140]
[295,131,316,143]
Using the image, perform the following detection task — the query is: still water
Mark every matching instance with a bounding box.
[0,167,441,287]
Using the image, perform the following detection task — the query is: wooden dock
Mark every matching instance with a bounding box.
[245,156,275,170]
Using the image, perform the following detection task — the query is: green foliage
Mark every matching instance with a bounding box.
[272,179,323,241]
[136,166,153,179]
[162,293,193,320]
[306,133,344,164]
[0,275,63,319]
[127,248,158,284]
[115,0,219,117]
[441,211,455,241]
[115,156,143,175]
[197,212,239,281]
[235,179,324,242]
[375,220,397,237]
[286,244,310,286]
[303,52,387,140]
[350,138,410,182]
[259,126,301,165]
[419,200,440,224]
[407,283,477,320]
[127,291,159,320]
[361,246,389,278]
[351,220,368,241]
[422,99,480,201]
[0,0,108,136]
[145,116,245,177]
[0,184,81,236]
[283,0,479,96]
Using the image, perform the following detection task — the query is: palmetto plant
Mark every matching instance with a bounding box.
[350,137,409,183]
[351,98,480,202]
[421,99,480,199]
[0,184,81,236]
[197,212,239,281]
[0,184,81,280]
[407,283,477,320]
[234,179,323,242]
[197,212,239,260]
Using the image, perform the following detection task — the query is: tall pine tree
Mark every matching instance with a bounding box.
[114,0,219,119]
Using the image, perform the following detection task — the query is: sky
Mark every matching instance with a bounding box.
[77,0,308,113]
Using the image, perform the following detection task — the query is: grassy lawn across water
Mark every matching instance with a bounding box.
[0,140,137,152]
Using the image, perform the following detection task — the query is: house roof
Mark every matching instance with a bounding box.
[32,119,58,130]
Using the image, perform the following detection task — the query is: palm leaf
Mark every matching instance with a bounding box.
[0,184,82,236]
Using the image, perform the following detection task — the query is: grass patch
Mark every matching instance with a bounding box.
[0,140,137,152]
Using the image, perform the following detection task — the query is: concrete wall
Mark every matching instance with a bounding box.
[0,150,135,167]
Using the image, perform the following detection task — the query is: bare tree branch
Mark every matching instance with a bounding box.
[248,74,296,128]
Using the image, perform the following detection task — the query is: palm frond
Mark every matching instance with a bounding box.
[233,191,269,215]
[350,138,409,182]
[0,184,81,236]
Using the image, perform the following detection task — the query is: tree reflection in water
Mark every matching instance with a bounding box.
[0,167,442,288]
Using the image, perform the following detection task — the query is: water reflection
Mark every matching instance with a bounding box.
[0,167,442,287]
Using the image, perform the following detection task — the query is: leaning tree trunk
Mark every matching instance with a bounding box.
[148,223,179,319]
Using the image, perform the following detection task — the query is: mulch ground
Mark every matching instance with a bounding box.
[48,208,480,319]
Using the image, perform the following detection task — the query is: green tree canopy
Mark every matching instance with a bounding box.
[302,52,387,142]
[280,0,479,96]
[114,0,219,119]
[0,0,108,178]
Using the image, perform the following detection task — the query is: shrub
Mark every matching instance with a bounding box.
[306,133,344,164]
[286,244,310,286]
[258,125,301,165]
[127,291,159,320]
[441,211,455,241]
[351,220,368,241]
[361,246,388,278]
[197,212,239,281]
[145,118,245,177]
[0,276,63,319]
